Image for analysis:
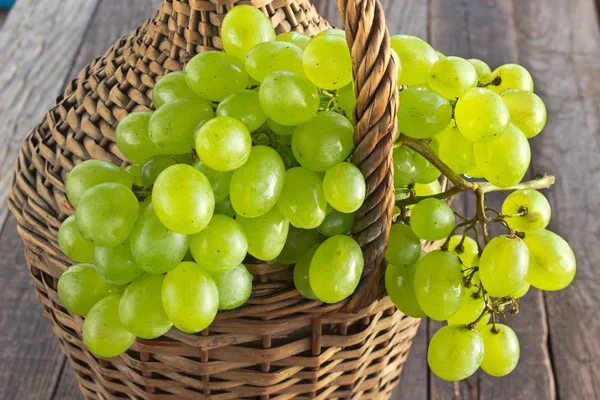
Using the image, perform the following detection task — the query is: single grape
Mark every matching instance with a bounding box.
[322,162,366,213]
[230,145,285,218]
[414,250,464,320]
[318,210,354,237]
[511,281,530,299]
[267,118,296,136]
[83,294,136,358]
[465,165,485,179]
[314,28,346,39]
[57,264,117,316]
[276,31,311,49]
[390,34,438,86]
[410,199,455,241]
[192,160,233,203]
[66,160,132,207]
[214,197,236,218]
[433,121,475,174]
[259,71,320,126]
[393,146,418,187]
[413,149,441,184]
[502,189,551,233]
[277,167,327,229]
[524,229,576,291]
[221,5,276,61]
[397,87,452,139]
[309,236,364,303]
[429,56,478,100]
[501,89,547,138]
[152,164,215,235]
[126,164,143,187]
[140,155,178,186]
[212,264,253,310]
[481,63,534,93]
[428,325,484,381]
[130,204,189,274]
[479,235,529,297]
[195,116,252,172]
[58,215,95,263]
[480,324,520,377]
[386,223,422,267]
[293,245,319,300]
[455,87,510,143]
[148,97,215,154]
[292,111,354,172]
[303,34,352,90]
[76,183,138,247]
[414,180,442,197]
[185,51,249,101]
[441,235,479,267]
[278,226,323,264]
[245,41,304,82]
[474,124,531,187]
[94,239,143,285]
[337,80,356,123]
[115,111,156,164]
[467,58,491,79]
[152,71,199,108]
[237,207,289,261]
[447,290,486,328]
[386,262,426,318]
[216,90,267,132]
[119,274,173,339]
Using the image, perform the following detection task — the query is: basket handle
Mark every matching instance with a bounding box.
[338,0,398,310]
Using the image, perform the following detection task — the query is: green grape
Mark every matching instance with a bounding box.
[391,48,404,84]
[230,145,285,218]
[185,51,249,101]
[447,290,485,327]
[410,199,455,241]
[501,89,547,138]
[474,124,531,187]
[292,111,354,172]
[414,180,442,197]
[428,325,484,381]
[479,235,529,297]
[245,41,304,82]
[115,111,156,164]
[189,214,248,274]
[314,28,345,39]
[140,155,178,186]
[303,34,352,90]
[322,162,366,213]
[309,235,364,303]
[191,160,232,203]
[414,250,464,320]
[524,229,576,291]
[83,294,136,358]
[277,167,327,229]
[481,63,534,94]
[237,207,289,261]
[276,31,311,50]
[130,204,189,274]
[195,116,252,172]
[58,215,95,263]
[94,239,143,285]
[152,164,215,235]
[125,164,143,187]
[455,87,510,143]
[277,144,300,170]
[511,281,530,298]
[212,264,253,310]
[318,210,354,237]
[216,90,267,132]
[119,274,172,339]
[397,87,452,139]
[148,97,215,154]
[57,264,117,316]
[385,262,425,318]
[214,197,236,218]
[293,245,319,300]
[502,189,551,233]
[433,121,475,174]
[386,223,422,267]
[390,34,438,86]
[441,235,479,267]
[429,56,478,100]
[480,324,520,377]
[152,71,199,108]
[337,80,356,122]
[393,146,418,187]
[277,226,323,264]
[467,58,491,78]
[162,262,218,333]
[66,160,133,207]
[221,5,276,61]
[465,164,485,179]
[260,71,320,126]
[76,183,138,247]
[267,118,296,136]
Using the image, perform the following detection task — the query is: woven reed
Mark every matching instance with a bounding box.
[8,0,426,398]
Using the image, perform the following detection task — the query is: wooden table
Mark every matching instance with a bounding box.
[0,1,598,399]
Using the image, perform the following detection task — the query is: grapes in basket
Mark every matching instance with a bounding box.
[55,5,575,382]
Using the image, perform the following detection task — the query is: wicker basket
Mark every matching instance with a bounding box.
[8,0,428,398]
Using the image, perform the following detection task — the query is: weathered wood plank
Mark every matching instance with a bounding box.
[513,0,600,398]
[0,0,100,229]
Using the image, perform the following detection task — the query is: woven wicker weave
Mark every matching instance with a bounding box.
[8,0,426,398]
